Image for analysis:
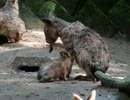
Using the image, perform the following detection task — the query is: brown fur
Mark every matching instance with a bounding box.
[0,0,26,43]
[42,13,110,82]
[37,51,74,82]
[73,89,96,100]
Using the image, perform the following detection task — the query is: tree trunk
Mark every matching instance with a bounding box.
[94,71,130,94]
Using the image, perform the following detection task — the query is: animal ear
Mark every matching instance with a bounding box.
[73,93,83,100]
[42,18,52,25]
[48,12,56,20]
[42,12,57,26]
[87,89,96,100]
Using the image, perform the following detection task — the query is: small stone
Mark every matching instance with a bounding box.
[71,82,77,84]
[80,93,85,96]
[45,87,50,89]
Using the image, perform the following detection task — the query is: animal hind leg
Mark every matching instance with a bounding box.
[85,67,97,82]
[67,68,72,78]
[75,66,96,82]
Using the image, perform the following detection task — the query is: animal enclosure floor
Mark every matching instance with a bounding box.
[0,30,130,100]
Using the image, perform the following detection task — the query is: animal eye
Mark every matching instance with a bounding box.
[44,29,49,33]
[46,29,49,33]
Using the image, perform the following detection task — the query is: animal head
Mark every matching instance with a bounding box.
[42,13,71,53]
[4,0,19,15]
[6,0,18,5]
[42,13,59,44]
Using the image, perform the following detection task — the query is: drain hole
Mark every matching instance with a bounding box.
[0,35,8,45]
[17,66,40,72]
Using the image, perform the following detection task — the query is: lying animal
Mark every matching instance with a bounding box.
[42,13,110,82]
[37,51,74,82]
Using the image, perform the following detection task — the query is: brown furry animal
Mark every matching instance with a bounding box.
[42,13,110,82]
[0,0,26,43]
[37,51,74,82]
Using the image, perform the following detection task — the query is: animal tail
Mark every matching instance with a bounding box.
[90,65,109,81]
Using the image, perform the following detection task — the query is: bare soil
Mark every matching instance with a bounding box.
[0,30,130,100]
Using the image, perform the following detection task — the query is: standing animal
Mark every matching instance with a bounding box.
[37,51,74,82]
[0,0,26,43]
[42,13,110,82]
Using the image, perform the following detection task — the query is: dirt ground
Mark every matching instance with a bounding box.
[0,30,130,100]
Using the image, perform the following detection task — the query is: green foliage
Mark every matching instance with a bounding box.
[32,0,46,13]
[56,0,86,16]
[124,0,130,5]
[56,0,77,14]
[109,0,130,40]
[116,93,129,100]
[20,0,46,15]
[0,0,5,8]
[38,1,56,18]
[91,0,118,14]
[37,0,72,21]
[53,0,73,21]
[19,1,44,29]
[77,0,115,36]
[1,0,129,40]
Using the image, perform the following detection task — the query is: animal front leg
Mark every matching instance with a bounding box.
[63,68,68,81]
[66,68,72,78]
[15,32,21,42]
[63,74,67,81]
